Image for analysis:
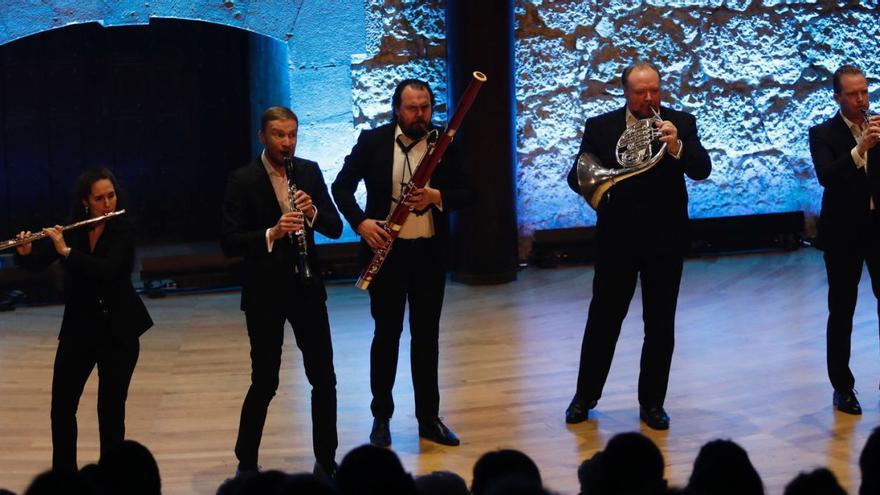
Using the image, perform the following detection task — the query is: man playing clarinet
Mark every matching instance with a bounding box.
[222,106,342,477]
[332,79,473,448]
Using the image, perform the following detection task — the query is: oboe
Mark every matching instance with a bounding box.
[284,153,314,284]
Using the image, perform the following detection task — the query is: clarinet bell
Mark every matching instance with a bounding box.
[299,258,314,285]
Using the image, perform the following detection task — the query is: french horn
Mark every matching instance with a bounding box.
[575,107,666,210]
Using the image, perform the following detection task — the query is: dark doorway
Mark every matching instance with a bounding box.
[0,19,253,246]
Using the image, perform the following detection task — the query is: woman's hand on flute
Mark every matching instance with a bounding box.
[15,231,33,256]
[44,226,69,257]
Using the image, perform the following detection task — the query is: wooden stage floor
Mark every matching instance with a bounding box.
[1,248,879,494]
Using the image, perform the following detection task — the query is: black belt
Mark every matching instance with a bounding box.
[394,237,435,247]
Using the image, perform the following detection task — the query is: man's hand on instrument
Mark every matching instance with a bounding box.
[15,231,33,256]
[858,115,880,155]
[356,219,392,250]
[44,226,68,257]
[293,190,316,220]
[655,120,680,155]
[270,211,305,241]
[404,186,440,212]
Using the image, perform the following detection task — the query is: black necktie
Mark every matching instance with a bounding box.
[396,135,417,153]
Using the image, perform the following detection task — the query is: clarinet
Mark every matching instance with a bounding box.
[284,152,314,285]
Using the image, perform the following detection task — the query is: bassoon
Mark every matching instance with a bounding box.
[356,70,487,290]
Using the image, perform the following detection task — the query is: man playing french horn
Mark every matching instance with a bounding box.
[565,60,711,430]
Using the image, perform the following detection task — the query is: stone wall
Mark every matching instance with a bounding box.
[0,0,368,242]
[2,1,878,249]
[347,1,880,253]
[516,1,879,244]
[353,0,447,130]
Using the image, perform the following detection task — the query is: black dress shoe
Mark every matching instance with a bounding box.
[370,418,391,447]
[418,418,460,446]
[639,406,670,430]
[565,396,597,424]
[833,390,862,415]
[313,460,338,480]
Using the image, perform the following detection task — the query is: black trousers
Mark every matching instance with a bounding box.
[51,330,140,472]
[234,293,337,469]
[824,226,880,392]
[574,249,683,408]
[368,237,446,422]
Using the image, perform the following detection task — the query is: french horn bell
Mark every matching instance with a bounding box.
[576,108,667,210]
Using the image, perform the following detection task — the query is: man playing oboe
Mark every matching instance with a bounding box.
[222,106,343,477]
[332,79,473,448]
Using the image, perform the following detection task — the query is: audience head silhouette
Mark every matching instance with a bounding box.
[98,439,161,495]
[471,449,542,495]
[686,439,764,495]
[11,431,873,495]
[415,470,469,495]
[484,476,552,495]
[577,451,605,495]
[335,444,415,495]
[216,471,253,495]
[601,432,666,495]
[861,427,880,495]
[783,468,846,495]
[235,470,290,495]
[275,473,336,495]
[24,470,90,495]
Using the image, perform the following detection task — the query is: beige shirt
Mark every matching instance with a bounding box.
[392,125,436,239]
[841,112,868,169]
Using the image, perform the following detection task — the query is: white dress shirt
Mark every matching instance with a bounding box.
[260,150,317,252]
[391,125,437,239]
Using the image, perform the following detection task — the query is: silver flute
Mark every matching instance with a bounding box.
[284,153,314,284]
[0,210,126,251]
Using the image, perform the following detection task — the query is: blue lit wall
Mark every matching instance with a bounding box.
[359,1,880,244]
[515,1,879,240]
[2,1,878,248]
[0,0,444,244]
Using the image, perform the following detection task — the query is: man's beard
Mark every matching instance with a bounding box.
[400,119,429,139]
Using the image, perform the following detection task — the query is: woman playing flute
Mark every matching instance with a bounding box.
[15,167,152,472]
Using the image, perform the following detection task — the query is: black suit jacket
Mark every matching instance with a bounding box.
[809,112,880,253]
[331,123,473,268]
[222,157,343,311]
[567,105,711,255]
[16,215,153,342]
